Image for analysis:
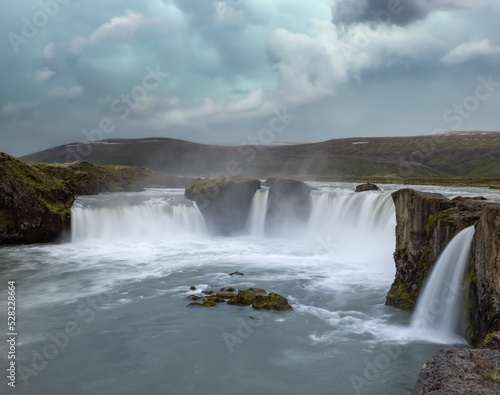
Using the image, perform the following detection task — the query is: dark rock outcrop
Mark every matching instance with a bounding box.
[386,189,486,311]
[185,178,261,235]
[412,348,500,395]
[0,153,75,244]
[468,206,500,344]
[265,178,312,235]
[355,183,380,192]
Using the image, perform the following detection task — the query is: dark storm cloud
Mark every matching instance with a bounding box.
[332,0,472,27]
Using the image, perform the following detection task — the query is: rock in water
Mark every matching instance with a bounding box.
[355,183,380,192]
[252,293,293,311]
[184,178,261,236]
[229,271,244,276]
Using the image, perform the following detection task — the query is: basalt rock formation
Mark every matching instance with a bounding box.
[387,188,500,345]
[185,178,261,235]
[468,205,500,345]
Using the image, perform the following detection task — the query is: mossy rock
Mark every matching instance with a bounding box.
[227,289,260,306]
[479,332,500,351]
[215,292,238,299]
[188,299,217,308]
[220,287,235,292]
[252,293,293,311]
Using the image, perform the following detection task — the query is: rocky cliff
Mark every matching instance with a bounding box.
[185,178,262,235]
[387,188,500,345]
[469,204,500,344]
[0,153,75,244]
[386,189,486,311]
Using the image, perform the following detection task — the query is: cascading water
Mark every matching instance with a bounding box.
[410,226,475,342]
[71,190,206,243]
[246,187,269,236]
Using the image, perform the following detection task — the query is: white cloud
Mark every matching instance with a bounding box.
[89,10,148,43]
[32,67,55,82]
[42,42,55,58]
[69,11,152,55]
[441,39,500,64]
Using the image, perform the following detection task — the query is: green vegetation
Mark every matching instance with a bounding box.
[386,281,415,311]
[484,370,500,383]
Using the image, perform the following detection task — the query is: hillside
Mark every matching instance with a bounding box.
[20,132,500,184]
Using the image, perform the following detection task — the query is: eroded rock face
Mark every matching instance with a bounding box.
[0,153,74,244]
[265,178,312,235]
[386,189,486,311]
[412,348,500,395]
[185,178,261,235]
[469,206,500,344]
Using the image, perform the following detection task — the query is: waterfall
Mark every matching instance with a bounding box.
[246,188,269,236]
[306,190,396,266]
[71,191,205,243]
[410,226,475,341]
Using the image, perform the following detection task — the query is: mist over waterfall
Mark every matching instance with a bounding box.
[71,190,205,243]
[410,226,475,342]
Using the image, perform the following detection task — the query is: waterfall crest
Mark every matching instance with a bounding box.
[71,191,205,243]
[410,226,475,341]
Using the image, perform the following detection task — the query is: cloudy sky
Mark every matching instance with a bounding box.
[1,0,499,156]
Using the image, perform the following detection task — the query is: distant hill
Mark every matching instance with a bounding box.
[20,132,500,182]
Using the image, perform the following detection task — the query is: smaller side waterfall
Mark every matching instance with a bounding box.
[410,226,475,341]
[246,188,269,236]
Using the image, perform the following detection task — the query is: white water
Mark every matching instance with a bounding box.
[410,226,475,342]
[71,190,205,243]
[246,187,269,236]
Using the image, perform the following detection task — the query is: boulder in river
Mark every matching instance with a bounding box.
[355,183,380,192]
[185,177,261,236]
